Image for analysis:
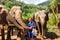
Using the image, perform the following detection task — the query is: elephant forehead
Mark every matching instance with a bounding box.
[15,10,22,14]
[35,10,46,19]
[38,12,46,18]
[40,14,46,17]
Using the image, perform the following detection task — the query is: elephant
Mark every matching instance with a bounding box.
[34,10,49,38]
[8,6,29,40]
[0,5,7,40]
[9,6,28,28]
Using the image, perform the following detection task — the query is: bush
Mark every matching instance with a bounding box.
[47,25,53,32]
[47,14,56,25]
[47,13,56,32]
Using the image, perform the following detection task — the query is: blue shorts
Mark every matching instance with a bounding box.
[28,31,35,38]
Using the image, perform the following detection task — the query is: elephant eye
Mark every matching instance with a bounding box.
[13,12,15,14]
[20,8,22,11]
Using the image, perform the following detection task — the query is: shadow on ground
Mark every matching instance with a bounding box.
[46,32,60,39]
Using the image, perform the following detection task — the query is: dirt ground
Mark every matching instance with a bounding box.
[0,25,60,40]
[36,25,60,40]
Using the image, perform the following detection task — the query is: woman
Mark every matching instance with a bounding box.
[27,18,36,40]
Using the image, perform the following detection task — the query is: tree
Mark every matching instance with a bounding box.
[2,0,41,20]
[50,0,58,25]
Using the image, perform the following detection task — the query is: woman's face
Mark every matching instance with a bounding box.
[29,18,33,22]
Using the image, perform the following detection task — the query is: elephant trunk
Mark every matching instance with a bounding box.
[15,10,28,29]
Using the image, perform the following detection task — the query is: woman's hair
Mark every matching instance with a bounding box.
[29,18,33,20]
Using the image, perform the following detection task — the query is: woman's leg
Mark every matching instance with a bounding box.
[30,32,35,40]
[30,38,35,40]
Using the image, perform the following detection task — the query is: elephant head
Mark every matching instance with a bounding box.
[0,5,8,25]
[35,10,49,25]
[9,6,28,29]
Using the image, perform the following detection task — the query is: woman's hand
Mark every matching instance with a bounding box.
[31,26,36,28]
[24,27,33,30]
[20,27,24,32]
[29,27,33,30]
[24,27,32,30]
[29,26,36,30]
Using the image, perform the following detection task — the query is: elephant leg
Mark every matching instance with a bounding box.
[41,24,43,36]
[1,26,5,40]
[10,26,13,35]
[40,22,44,36]
[43,23,46,36]
[38,17,42,35]
[18,30,24,40]
[41,22,46,36]
[39,22,42,35]
[7,26,11,40]
[36,22,41,34]
[41,23,46,38]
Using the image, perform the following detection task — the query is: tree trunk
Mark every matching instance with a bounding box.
[52,9,58,26]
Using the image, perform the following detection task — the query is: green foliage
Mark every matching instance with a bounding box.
[2,0,41,20]
[58,0,60,3]
[48,14,56,25]
[47,13,57,32]
[47,25,53,32]
[2,0,59,32]
[50,0,57,10]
